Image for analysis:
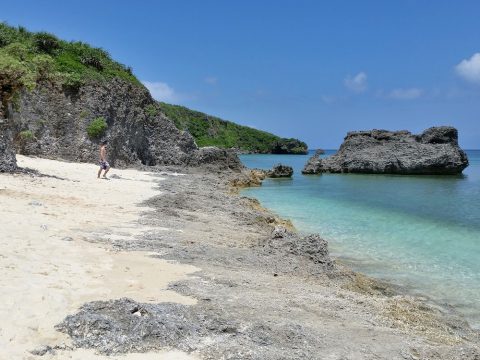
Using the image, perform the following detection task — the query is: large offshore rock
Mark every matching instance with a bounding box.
[0,120,17,172]
[302,127,469,175]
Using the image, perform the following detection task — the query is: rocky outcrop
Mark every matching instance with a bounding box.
[186,146,243,171]
[268,164,293,178]
[9,79,242,170]
[269,226,333,269]
[303,127,469,175]
[0,120,17,172]
[11,79,194,166]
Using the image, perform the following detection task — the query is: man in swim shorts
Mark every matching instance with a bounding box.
[98,141,110,179]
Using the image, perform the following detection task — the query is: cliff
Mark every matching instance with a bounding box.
[0,23,243,171]
[303,127,469,175]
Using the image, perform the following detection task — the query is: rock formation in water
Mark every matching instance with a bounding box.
[302,127,469,175]
[268,164,294,178]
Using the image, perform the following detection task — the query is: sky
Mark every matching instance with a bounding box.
[1,0,479,148]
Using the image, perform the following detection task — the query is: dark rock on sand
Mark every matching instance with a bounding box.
[0,119,17,172]
[55,297,315,358]
[268,226,333,269]
[302,126,469,175]
[56,298,206,354]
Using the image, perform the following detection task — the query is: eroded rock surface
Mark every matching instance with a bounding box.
[268,164,293,178]
[303,127,469,175]
[10,79,242,171]
[0,120,17,172]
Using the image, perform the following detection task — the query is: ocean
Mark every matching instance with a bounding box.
[240,150,480,328]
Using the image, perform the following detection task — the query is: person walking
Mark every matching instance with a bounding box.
[97,141,110,179]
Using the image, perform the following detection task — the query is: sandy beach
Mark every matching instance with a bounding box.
[0,155,198,359]
[1,155,479,359]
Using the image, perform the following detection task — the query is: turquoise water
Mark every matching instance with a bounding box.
[240,150,480,327]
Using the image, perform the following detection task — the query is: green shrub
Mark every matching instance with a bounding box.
[87,117,108,138]
[62,72,84,89]
[32,54,55,81]
[145,104,158,117]
[34,32,59,54]
[19,130,34,140]
[69,43,108,70]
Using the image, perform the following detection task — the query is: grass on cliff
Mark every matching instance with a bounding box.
[0,23,140,92]
[158,102,308,153]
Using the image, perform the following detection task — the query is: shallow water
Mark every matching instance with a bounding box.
[240,150,480,328]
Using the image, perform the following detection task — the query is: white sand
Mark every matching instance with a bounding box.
[0,156,199,359]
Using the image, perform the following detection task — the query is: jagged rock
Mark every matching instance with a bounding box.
[0,120,17,172]
[302,127,469,175]
[302,153,323,175]
[9,79,241,170]
[187,146,244,171]
[268,164,293,178]
[247,164,294,180]
[314,149,325,155]
[268,226,333,269]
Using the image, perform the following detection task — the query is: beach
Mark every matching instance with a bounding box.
[1,156,479,359]
[0,156,198,359]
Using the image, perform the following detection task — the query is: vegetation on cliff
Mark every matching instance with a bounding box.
[158,102,308,154]
[0,22,138,108]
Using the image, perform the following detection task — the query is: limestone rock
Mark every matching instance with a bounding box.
[268,164,293,178]
[302,127,468,175]
[10,79,241,170]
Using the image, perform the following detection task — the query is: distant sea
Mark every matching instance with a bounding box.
[240,150,480,328]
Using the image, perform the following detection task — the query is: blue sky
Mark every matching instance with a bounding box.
[2,0,479,148]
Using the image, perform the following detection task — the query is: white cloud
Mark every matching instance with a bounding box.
[204,76,218,85]
[142,81,178,102]
[344,72,368,93]
[388,88,423,100]
[455,53,480,84]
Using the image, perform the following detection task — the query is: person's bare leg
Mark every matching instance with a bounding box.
[103,167,110,178]
[97,167,102,178]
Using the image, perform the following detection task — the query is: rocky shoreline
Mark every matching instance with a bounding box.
[54,165,479,359]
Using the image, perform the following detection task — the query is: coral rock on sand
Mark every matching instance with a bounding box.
[302,126,469,175]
